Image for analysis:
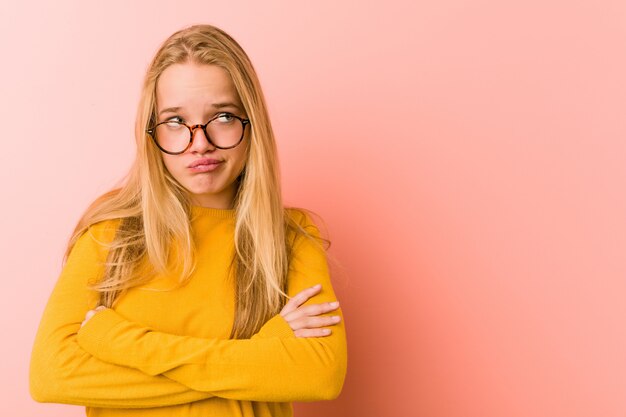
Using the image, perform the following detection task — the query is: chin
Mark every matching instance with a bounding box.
[184,180,224,196]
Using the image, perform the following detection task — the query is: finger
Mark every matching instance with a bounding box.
[280,284,322,316]
[85,309,97,321]
[81,310,96,328]
[81,306,106,328]
[287,284,322,309]
[289,315,341,331]
[294,327,333,338]
[282,301,340,323]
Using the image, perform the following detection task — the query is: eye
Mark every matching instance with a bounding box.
[164,116,184,127]
[215,113,235,123]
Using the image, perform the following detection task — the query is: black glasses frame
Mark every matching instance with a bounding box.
[146,113,250,155]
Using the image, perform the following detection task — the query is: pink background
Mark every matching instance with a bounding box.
[2,0,626,416]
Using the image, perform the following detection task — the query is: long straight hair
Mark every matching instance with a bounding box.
[66,24,318,339]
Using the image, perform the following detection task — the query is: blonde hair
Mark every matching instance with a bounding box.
[66,24,323,339]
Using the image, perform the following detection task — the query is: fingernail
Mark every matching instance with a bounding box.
[313,284,321,289]
[330,301,339,308]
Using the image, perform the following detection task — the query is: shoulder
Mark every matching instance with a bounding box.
[83,219,122,245]
[68,219,122,262]
[284,207,330,252]
[285,207,321,235]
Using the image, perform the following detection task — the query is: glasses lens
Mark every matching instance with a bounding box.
[206,115,244,148]
[155,122,190,154]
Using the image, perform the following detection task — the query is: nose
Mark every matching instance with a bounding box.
[189,125,216,153]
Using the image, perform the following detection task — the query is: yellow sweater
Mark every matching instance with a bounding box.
[30,206,347,416]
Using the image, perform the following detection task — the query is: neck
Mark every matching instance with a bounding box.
[189,187,236,209]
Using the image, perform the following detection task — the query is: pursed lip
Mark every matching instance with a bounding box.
[188,158,223,168]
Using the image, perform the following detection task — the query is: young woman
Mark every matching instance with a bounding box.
[30,24,347,416]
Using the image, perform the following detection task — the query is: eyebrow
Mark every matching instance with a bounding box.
[158,102,242,116]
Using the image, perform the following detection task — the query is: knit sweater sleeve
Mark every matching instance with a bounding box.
[76,211,348,403]
[29,221,214,408]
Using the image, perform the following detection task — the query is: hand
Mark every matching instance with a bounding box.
[81,305,107,328]
[280,284,341,338]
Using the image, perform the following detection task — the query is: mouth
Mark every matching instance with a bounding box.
[188,158,224,172]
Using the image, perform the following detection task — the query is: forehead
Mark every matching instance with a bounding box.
[156,62,242,109]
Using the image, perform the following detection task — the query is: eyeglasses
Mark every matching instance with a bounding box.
[146,113,250,155]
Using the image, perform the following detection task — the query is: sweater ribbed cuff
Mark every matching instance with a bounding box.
[77,309,127,356]
[254,314,296,339]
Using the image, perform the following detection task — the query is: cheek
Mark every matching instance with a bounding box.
[236,149,248,171]
[161,155,181,179]
[236,142,251,171]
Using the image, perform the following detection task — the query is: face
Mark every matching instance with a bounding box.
[155,62,249,209]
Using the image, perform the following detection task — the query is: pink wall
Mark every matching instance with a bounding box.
[3,0,626,416]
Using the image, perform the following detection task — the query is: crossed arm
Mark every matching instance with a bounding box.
[30,217,347,408]
[29,222,214,408]
[76,304,346,402]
